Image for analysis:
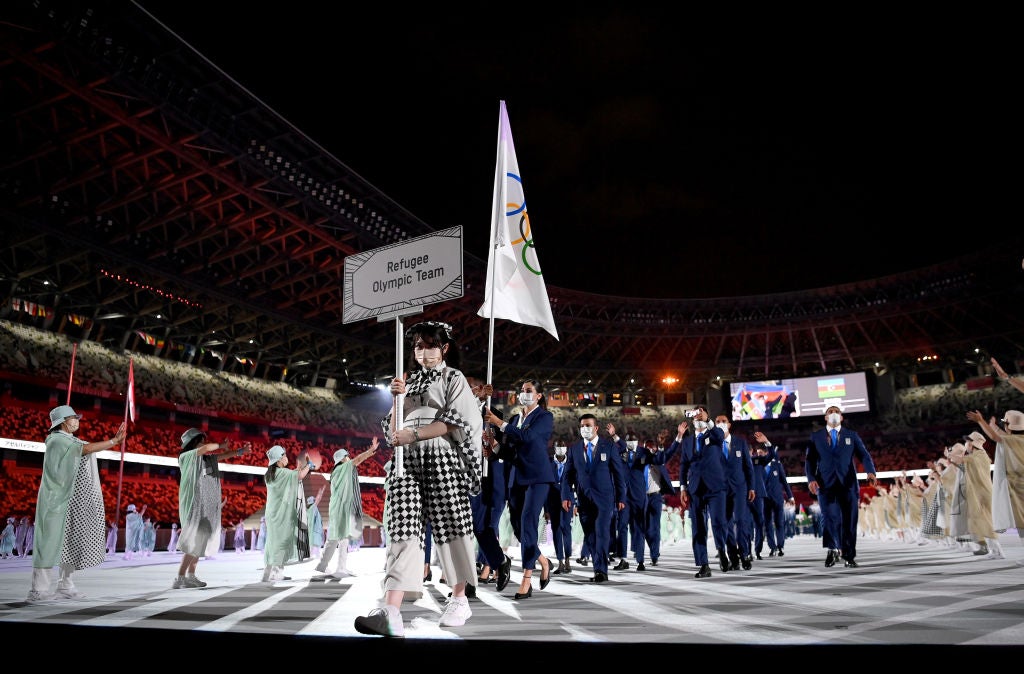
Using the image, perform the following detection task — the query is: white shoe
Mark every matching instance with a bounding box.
[986,550,1006,560]
[25,590,55,604]
[172,576,187,589]
[332,569,354,579]
[56,587,86,600]
[184,575,207,588]
[438,596,472,627]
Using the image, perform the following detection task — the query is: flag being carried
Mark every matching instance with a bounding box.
[477,100,559,341]
[126,358,136,424]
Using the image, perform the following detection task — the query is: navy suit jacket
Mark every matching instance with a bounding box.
[720,433,754,495]
[763,458,793,502]
[561,436,627,507]
[546,457,575,515]
[502,406,555,486]
[671,426,727,496]
[648,446,677,497]
[804,426,876,490]
[616,440,676,506]
[750,457,769,498]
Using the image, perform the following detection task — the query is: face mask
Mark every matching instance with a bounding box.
[519,392,536,406]
[579,426,594,440]
[555,446,566,457]
[626,440,639,451]
[415,346,443,369]
[716,423,729,433]
[827,413,841,426]
[694,419,708,431]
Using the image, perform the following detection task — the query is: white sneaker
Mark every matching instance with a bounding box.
[172,576,187,589]
[184,575,207,588]
[56,587,86,600]
[438,596,472,627]
[986,550,1006,560]
[354,605,404,637]
[332,569,354,579]
[25,590,55,604]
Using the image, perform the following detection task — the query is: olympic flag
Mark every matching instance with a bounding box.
[477,100,559,341]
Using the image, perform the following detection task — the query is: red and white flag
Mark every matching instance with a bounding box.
[126,359,136,423]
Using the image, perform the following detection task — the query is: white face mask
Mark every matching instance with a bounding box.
[555,446,567,457]
[579,426,595,440]
[694,419,708,431]
[716,422,729,433]
[414,346,444,369]
[827,412,841,426]
[626,440,639,451]
[519,392,536,406]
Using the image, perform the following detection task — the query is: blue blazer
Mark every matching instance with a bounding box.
[502,406,555,486]
[560,436,627,506]
[546,457,575,515]
[616,440,676,505]
[671,426,727,496]
[804,427,876,490]
[763,458,793,502]
[721,434,754,495]
[750,459,768,498]
[649,449,677,497]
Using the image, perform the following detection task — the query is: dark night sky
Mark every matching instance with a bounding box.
[138,4,1015,299]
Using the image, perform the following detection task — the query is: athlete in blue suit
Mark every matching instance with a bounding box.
[805,404,876,568]
[670,405,731,578]
[560,413,627,583]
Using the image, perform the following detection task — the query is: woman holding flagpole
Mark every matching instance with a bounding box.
[27,405,126,603]
[353,321,483,638]
[484,379,555,599]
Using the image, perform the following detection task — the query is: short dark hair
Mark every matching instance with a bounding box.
[579,413,597,424]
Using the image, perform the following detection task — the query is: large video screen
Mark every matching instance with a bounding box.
[728,371,870,421]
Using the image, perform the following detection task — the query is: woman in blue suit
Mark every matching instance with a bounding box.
[485,378,554,599]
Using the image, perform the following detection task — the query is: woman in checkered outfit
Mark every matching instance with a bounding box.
[354,321,482,638]
[27,405,125,602]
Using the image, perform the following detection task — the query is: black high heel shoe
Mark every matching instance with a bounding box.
[514,585,533,600]
[539,557,551,590]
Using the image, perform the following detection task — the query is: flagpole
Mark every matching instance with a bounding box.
[113,358,134,540]
[65,342,77,405]
[485,100,505,392]
[483,100,508,478]
[394,316,405,478]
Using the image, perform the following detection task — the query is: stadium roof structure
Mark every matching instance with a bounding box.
[3,1,1023,403]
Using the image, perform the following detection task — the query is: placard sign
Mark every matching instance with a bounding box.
[343,226,463,323]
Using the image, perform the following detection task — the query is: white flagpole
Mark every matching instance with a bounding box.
[483,101,507,478]
[394,316,405,478]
